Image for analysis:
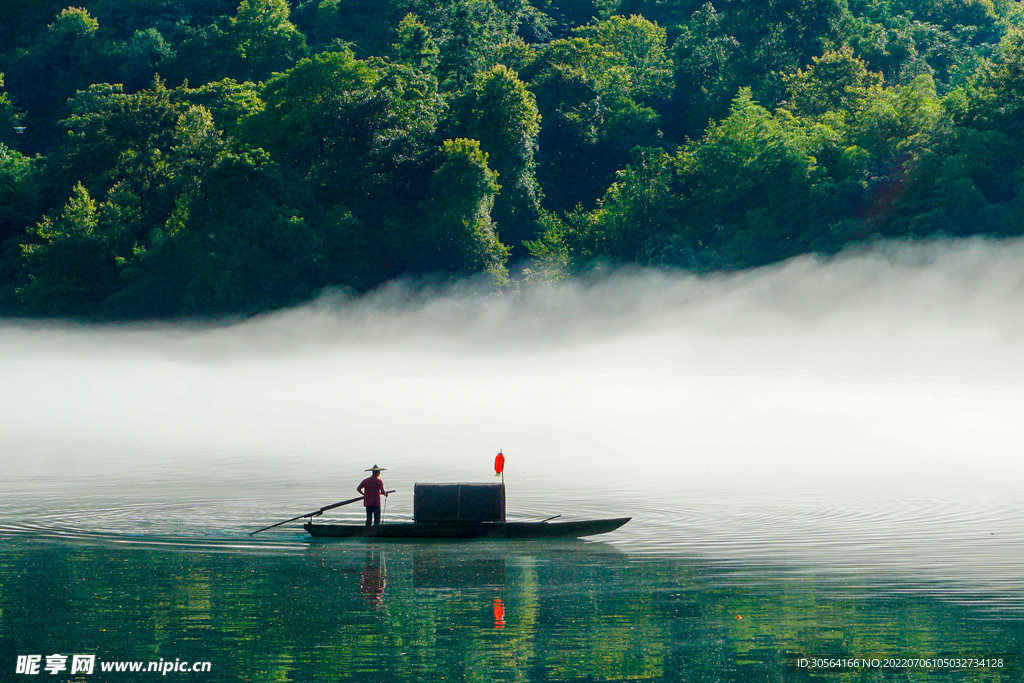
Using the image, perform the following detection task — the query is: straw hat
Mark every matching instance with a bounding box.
[365,464,386,472]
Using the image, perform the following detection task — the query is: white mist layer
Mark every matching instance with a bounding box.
[3,237,1024,501]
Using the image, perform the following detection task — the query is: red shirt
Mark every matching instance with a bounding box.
[358,476,385,507]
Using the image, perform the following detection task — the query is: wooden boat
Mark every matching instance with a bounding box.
[304,517,631,539]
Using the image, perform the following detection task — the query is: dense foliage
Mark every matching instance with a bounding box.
[1,0,1023,317]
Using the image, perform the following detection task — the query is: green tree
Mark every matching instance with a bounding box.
[183,79,264,136]
[842,0,1006,90]
[49,81,278,315]
[420,0,525,91]
[783,47,884,118]
[294,0,410,56]
[670,3,743,138]
[242,49,377,172]
[861,78,1011,239]
[2,6,105,150]
[529,17,669,212]
[0,73,24,149]
[393,13,439,71]
[675,89,836,267]
[169,105,227,191]
[966,29,1024,136]
[227,0,308,80]
[850,73,944,162]
[18,182,119,316]
[0,143,41,247]
[113,149,326,317]
[58,79,188,233]
[42,6,99,52]
[458,65,542,252]
[112,28,176,91]
[242,48,444,247]
[718,0,848,106]
[574,14,672,104]
[422,138,509,281]
[588,147,680,262]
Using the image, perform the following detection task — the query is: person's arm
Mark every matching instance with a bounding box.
[379,480,387,497]
[357,481,365,495]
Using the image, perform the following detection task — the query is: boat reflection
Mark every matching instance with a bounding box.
[412,547,508,630]
[307,540,626,628]
[412,548,505,590]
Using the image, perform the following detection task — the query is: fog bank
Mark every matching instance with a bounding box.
[3,237,1024,499]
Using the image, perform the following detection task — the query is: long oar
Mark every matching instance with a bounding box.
[250,496,363,535]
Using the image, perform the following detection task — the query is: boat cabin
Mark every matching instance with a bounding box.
[413,483,506,523]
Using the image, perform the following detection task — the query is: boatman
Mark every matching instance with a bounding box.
[357,465,388,527]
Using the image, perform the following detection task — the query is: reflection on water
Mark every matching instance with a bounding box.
[412,548,506,590]
[2,482,1023,619]
[0,536,1019,682]
[359,547,387,608]
[493,597,506,629]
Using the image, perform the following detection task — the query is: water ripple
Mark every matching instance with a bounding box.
[2,483,1023,615]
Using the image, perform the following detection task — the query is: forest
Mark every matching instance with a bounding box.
[1,0,1023,318]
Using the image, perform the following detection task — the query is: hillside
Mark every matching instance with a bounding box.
[1,0,1022,318]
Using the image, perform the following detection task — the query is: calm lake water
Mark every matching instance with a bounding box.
[1,483,1022,682]
[3,241,1024,681]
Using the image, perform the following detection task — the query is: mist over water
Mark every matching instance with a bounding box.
[6,236,1024,491]
[3,237,1024,606]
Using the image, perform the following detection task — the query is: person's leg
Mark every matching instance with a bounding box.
[372,506,381,526]
[365,507,373,527]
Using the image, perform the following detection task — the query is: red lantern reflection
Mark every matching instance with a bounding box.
[493,597,506,628]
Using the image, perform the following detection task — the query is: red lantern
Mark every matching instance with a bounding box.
[494,451,505,476]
